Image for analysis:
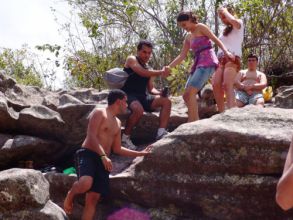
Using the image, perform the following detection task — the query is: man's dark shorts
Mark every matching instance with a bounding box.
[126,93,155,112]
[75,148,110,196]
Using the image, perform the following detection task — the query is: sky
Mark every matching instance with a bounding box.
[0,0,70,49]
[0,0,75,89]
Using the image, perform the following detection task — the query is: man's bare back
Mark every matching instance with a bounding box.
[82,108,120,156]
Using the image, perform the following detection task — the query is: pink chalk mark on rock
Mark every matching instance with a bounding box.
[107,207,150,220]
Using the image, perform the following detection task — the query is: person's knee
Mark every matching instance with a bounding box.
[133,108,144,118]
[236,100,245,108]
[86,193,101,205]
[77,177,93,192]
[276,175,293,211]
[183,92,190,103]
[276,190,291,211]
[212,68,223,85]
[256,99,264,106]
[184,88,198,103]
[212,82,219,89]
[212,79,223,91]
[130,102,144,118]
[222,81,234,91]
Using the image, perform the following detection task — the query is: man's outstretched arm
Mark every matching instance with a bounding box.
[126,56,168,78]
[112,125,152,157]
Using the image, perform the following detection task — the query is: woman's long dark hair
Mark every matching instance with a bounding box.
[177,11,198,24]
[222,5,237,36]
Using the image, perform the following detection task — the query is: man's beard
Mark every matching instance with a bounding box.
[119,106,127,114]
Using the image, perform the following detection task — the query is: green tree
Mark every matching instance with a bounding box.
[60,0,292,93]
[237,0,293,75]
[64,45,135,90]
[62,0,204,92]
[0,47,43,87]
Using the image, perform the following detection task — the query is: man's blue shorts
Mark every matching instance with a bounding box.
[235,90,264,105]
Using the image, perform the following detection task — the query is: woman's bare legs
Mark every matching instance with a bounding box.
[223,62,238,109]
[183,86,199,122]
[212,66,225,112]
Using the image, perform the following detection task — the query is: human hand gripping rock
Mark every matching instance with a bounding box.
[139,145,153,156]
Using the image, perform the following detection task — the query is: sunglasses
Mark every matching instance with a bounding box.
[248,59,257,62]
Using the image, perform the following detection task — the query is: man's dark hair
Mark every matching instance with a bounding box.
[247,53,258,61]
[137,40,153,51]
[108,89,126,105]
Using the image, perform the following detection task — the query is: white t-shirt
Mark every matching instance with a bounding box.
[218,19,244,57]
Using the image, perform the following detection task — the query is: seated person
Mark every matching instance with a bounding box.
[121,40,171,149]
[276,135,293,210]
[234,54,267,107]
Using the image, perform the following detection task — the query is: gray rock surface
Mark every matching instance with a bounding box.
[275,85,293,109]
[0,168,66,220]
[0,72,216,169]
[110,106,293,219]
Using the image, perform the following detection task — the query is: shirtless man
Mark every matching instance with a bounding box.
[276,136,293,210]
[63,89,151,220]
[234,54,267,107]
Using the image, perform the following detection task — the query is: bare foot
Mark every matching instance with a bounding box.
[63,192,73,215]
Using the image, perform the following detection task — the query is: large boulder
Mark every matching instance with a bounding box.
[267,72,293,89]
[0,71,217,169]
[0,168,49,211]
[0,73,107,169]
[0,168,66,220]
[110,106,293,219]
[130,85,218,143]
[45,173,110,220]
[275,85,293,109]
[0,134,66,169]
[0,92,66,141]
[0,200,67,220]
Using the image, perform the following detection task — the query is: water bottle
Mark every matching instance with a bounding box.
[161,86,169,97]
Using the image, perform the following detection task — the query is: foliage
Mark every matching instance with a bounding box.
[237,0,293,75]
[0,47,43,87]
[36,44,61,67]
[167,55,192,95]
[60,0,293,93]
[35,44,63,90]
[64,45,136,90]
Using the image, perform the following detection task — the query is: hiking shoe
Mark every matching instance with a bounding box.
[156,130,169,140]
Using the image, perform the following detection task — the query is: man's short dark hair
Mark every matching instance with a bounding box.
[247,53,258,61]
[137,40,153,51]
[108,89,126,105]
